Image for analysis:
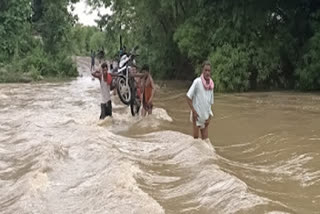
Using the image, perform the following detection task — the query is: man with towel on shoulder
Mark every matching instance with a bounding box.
[186,61,214,140]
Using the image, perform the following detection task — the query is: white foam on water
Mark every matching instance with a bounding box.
[2,58,314,213]
[152,108,173,122]
[100,130,270,213]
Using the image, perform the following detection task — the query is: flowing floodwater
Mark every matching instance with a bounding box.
[0,57,319,214]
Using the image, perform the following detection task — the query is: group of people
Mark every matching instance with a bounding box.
[91,61,155,119]
[91,58,214,140]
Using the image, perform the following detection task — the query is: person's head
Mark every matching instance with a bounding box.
[141,64,149,73]
[141,64,150,79]
[201,61,211,81]
[101,63,108,73]
[130,64,137,74]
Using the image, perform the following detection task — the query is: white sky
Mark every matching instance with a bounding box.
[71,0,111,26]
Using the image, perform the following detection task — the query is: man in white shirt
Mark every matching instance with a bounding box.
[186,61,214,139]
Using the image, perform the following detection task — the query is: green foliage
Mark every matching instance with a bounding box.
[209,44,250,92]
[0,0,78,82]
[89,31,106,52]
[70,24,100,55]
[294,9,320,90]
[1,0,320,90]
[0,0,32,60]
[174,18,210,64]
[85,0,319,91]
[1,43,77,82]
[33,0,75,55]
[87,0,195,79]
[296,31,320,90]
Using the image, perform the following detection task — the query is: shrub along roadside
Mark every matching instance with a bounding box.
[0,49,77,83]
[0,0,78,83]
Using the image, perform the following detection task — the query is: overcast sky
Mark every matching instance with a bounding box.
[71,0,111,26]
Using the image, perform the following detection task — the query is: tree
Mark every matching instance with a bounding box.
[0,0,32,61]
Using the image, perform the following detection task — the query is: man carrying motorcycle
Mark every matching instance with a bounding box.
[91,63,113,119]
[140,64,155,117]
[129,64,145,103]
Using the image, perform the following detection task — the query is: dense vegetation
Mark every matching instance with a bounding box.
[0,0,80,82]
[1,0,319,91]
[70,24,107,56]
[87,0,320,91]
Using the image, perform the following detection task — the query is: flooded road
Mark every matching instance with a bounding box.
[0,57,319,213]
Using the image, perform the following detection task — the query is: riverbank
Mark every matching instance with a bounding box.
[1,55,319,213]
[1,56,319,95]
[0,69,76,83]
[0,53,77,84]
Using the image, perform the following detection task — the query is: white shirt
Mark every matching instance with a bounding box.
[187,77,214,128]
[100,72,111,103]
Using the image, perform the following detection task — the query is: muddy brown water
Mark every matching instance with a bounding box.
[0,57,319,214]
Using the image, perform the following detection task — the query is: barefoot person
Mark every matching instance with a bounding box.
[90,50,96,71]
[129,64,145,103]
[186,61,214,139]
[141,65,155,116]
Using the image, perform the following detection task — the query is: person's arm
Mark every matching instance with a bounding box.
[186,80,198,120]
[186,96,198,121]
[130,73,147,78]
[210,90,214,116]
[206,91,214,125]
[140,78,145,95]
[109,73,119,77]
[205,106,213,126]
[148,76,155,103]
[92,68,101,79]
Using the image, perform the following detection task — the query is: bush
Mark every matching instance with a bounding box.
[209,44,250,92]
[296,32,320,90]
[0,45,78,83]
[56,54,78,77]
[0,64,32,83]
[29,65,43,81]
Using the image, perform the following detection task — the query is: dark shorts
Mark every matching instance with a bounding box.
[100,100,112,119]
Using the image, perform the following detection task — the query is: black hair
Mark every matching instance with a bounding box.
[141,64,149,72]
[101,63,108,69]
[202,60,211,69]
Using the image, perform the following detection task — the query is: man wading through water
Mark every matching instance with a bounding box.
[90,50,96,71]
[91,63,112,119]
[186,61,214,139]
[141,65,155,117]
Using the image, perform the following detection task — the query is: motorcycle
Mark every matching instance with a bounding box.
[113,46,141,116]
[129,76,141,116]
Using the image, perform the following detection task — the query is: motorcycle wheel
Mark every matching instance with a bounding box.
[116,76,131,105]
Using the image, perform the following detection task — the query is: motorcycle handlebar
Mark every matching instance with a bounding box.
[129,45,139,55]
